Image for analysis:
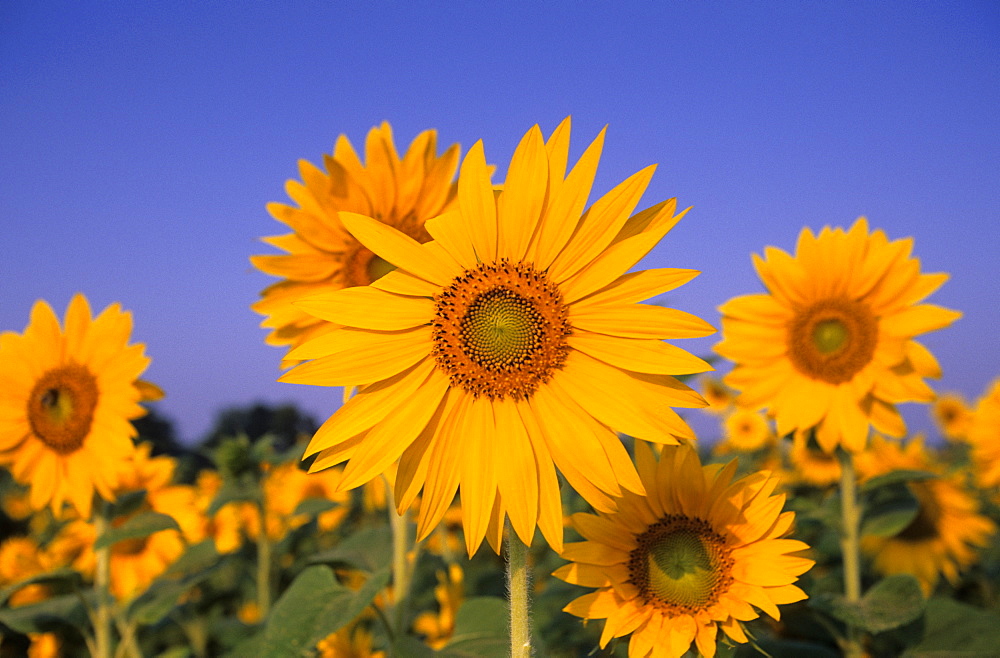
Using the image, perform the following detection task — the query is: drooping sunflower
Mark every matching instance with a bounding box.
[0,294,153,518]
[554,442,813,658]
[716,218,960,453]
[969,379,1000,490]
[282,118,714,554]
[856,435,995,594]
[251,122,461,362]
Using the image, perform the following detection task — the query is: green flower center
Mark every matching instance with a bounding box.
[813,319,849,354]
[27,364,99,455]
[629,515,733,614]
[432,260,571,400]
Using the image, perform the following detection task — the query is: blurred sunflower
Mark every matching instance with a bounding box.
[714,408,774,454]
[857,436,995,594]
[716,218,959,453]
[931,392,973,442]
[316,620,385,658]
[284,118,713,554]
[554,442,812,658]
[264,461,350,534]
[412,563,464,649]
[28,633,61,658]
[969,379,1000,489]
[0,536,51,607]
[0,294,155,518]
[252,123,461,363]
[788,430,842,488]
[699,376,735,415]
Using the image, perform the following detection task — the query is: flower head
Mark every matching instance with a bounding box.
[554,442,812,658]
[931,392,973,442]
[282,119,713,554]
[716,218,960,452]
[0,294,153,518]
[969,379,1000,490]
[252,123,460,363]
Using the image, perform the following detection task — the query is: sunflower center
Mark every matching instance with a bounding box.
[897,483,941,542]
[344,212,428,287]
[629,515,733,614]
[27,364,99,455]
[432,260,571,400]
[787,298,877,385]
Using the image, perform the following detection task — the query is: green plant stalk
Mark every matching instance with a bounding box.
[94,503,113,658]
[388,489,413,632]
[256,504,272,619]
[506,524,531,658]
[838,449,864,658]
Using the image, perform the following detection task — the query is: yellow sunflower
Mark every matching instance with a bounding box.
[931,392,973,442]
[787,430,842,488]
[0,536,52,607]
[554,442,812,658]
[0,294,153,518]
[716,218,960,453]
[282,118,713,555]
[699,376,735,415]
[251,122,461,361]
[969,379,1000,489]
[316,620,385,658]
[714,408,774,454]
[856,435,995,594]
[412,563,464,649]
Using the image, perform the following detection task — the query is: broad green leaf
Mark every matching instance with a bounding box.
[904,597,1000,655]
[437,596,509,658]
[813,574,925,633]
[861,469,937,492]
[94,511,180,550]
[309,524,392,574]
[0,569,80,607]
[292,497,341,517]
[861,482,920,538]
[226,564,391,658]
[207,479,261,515]
[127,541,223,625]
[0,592,91,634]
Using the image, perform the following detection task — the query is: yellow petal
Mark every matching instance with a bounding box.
[568,331,712,376]
[571,303,715,340]
[493,398,538,547]
[424,211,477,269]
[295,286,433,330]
[458,141,498,263]
[339,211,458,286]
[280,331,430,387]
[497,125,547,261]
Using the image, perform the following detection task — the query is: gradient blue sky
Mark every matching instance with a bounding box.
[2,3,997,444]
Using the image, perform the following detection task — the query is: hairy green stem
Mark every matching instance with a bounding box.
[506,524,531,658]
[838,449,864,658]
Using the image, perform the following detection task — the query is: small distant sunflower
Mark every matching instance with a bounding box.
[554,442,812,658]
[716,218,960,453]
[699,376,735,415]
[252,123,461,361]
[969,379,1000,489]
[932,393,973,442]
[857,436,995,594]
[283,118,713,554]
[0,294,153,518]
[316,620,385,658]
[0,536,51,607]
[412,563,464,649]
[264,461,350,535]
[715,408,774,454]
[788,430,842,488]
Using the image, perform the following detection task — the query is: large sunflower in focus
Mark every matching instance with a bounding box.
[554,442,813,658]
[282,119,714,554]
[252,123,461,360]
[856,436,995,594]
[716,218,960,452]
[0,294,153,518]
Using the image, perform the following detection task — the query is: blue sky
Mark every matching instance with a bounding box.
[2,2,997,443]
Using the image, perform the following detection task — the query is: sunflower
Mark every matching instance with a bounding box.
[316,620,385,658]
[699,376,735,415]
[714,408,774,454]
[969,379,1000,490]
[856,435,995,594]
[412,563,464,649]
[716,218,960,453]
[787,430,842,488]
[282,118,713,554]
[0,294,153,518]
[931,392,973,443]
[251,122,461,362]
[0,536,52,607]
[554,442,812,658]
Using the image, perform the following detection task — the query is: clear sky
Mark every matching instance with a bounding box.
[2,2,997,444]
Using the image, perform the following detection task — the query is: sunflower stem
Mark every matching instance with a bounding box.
[506,523,531,658]
[388,478,413,632]
[256,503,272,619]
[93,501,113,658]
[838,449,864,658]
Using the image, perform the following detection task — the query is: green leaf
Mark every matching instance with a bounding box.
[813,574,925,634]
[861,470,937,492]
[0,592,91,634]
[94,511,181,550]
[861,482,920,538]
[0,569,80,607]
[309,524,392,574]
[437,596,509,658]
[207,478,261,515]
[904,597,1000,655]
[127,541,223,625]
[292,497,341,517]
[226,564,391,658]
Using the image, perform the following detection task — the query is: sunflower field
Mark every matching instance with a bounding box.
[3,120,1000,658]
